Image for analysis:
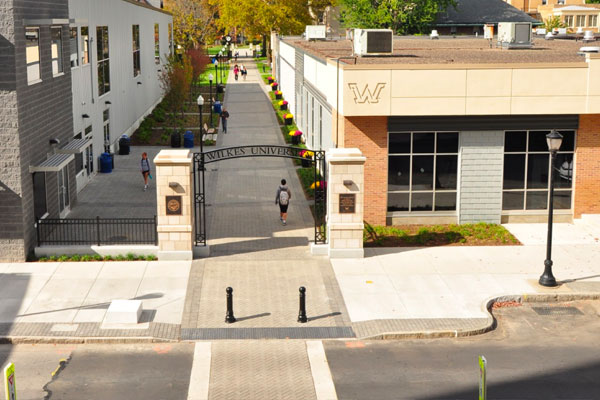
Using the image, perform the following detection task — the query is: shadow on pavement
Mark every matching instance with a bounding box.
[0,272,29,368]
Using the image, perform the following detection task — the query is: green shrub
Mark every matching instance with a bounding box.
[81,255,92,261]
[93,254,103,261]
[146,254,157,261]
[137,255,146,261]
[49,255,57,261]
[115,255,125,261]
[70,254,81,261]
[38,257,48,262]
[153,107,166,123]
[58,255,69,262]
[104,255,113,261]
[126,253,136,261]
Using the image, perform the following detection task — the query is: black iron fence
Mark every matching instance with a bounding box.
[36,217,158,246]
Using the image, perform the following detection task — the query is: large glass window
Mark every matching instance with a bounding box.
[25,27,40,83]
[97,26,110,95]
[51,27,63,75]
[132,25,141,77]
[154,23,160,64]
[565,15,574,28]
[502,130,574,211]
[388,132,459,212]
[81,26,89,64]
[576,15,586,28]
[589,15,598,28]
[70,27,78,68]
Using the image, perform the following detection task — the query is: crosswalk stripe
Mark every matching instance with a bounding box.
[307,340,338,400]
[187,342,212,400]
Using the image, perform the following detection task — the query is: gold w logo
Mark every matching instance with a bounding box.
[348,83,386,104]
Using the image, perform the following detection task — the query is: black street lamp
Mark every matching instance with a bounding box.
[208,73,214,128]
[539,129,563,287]
[197,94,204,153]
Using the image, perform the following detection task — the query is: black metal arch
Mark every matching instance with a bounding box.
[192,146,327,248]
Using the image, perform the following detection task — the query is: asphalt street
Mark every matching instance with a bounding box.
[324,300,600,400]
[0,300,598,399]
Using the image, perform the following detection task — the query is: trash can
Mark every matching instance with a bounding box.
[99,153,113,173]
[183,130,194,148]
[216,84,224,94]
[170,130,181,148]
[118,135,130,155]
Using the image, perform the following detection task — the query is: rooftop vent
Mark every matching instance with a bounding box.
[498,22,532,49]
[579,46,600,54]
[353,29,393,56]
[305,25,326,41]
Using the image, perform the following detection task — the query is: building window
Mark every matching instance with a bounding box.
[564,15,574,28]
[132,25,141,77]
[51,27,64,75]
[502,130,574,211]
[168,23,173,55]
[154,23,160,64]
[25,27,40,84]
[388,132,459,212]
[103,109,110,147]
[589,15,598,28]
[33,173,47,219]
[57,166,70,214]
[81,26,89,64]
[70,27,78,68]
[557,0,565,4]
[97,26,110,96]
[576,15,586,28]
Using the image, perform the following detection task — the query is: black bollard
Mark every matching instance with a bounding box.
[298,286,308,323]
[225,287,236,323]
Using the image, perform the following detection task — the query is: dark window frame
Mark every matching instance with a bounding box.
[96,26,110,96]
[132,24,141,77]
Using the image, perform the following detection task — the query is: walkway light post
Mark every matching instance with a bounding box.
[539,129,563,287]
[208,73,213,128]
[197,94,204,153]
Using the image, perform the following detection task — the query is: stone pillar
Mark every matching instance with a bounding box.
[154,150,194,260]
[326,148,366,258]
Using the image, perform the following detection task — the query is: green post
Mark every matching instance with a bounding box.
[479,355,487,400]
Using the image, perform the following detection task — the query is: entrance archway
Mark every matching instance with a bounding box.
[192,145,326,247]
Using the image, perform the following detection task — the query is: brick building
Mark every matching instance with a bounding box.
[271,35,600,227]
[0,0,171,261]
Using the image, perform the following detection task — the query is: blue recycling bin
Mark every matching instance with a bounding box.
[183,130,194,148]
[100,152,113,173]
[213,102,222,114]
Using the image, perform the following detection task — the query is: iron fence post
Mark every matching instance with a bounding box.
[36,219,41,247]
[154,215,158,246]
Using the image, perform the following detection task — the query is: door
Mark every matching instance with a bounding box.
[58,167,70,218]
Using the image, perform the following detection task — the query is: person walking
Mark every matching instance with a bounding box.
[140,152,152,191]
[221,107,229,133]
[275,179,291,225]
[233,64,239,81]
[241,65,247,81]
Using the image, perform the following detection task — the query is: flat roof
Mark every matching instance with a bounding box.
[284,37,593,65]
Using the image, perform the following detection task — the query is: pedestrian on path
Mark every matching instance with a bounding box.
[140,152,152,191]
[233,64,239,81]
[241,65,247,81]
[221,107,229,133]
[275,179,291,225]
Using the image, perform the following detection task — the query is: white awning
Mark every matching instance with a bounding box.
[57,138,91,154]
[29,153,74,173]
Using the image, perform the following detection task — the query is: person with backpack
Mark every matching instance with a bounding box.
[140,152,152,191]
[233,64,239,81]
[221,107,229,133]
[275,179,291,225]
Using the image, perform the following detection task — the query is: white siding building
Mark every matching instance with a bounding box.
[68,0,172,192]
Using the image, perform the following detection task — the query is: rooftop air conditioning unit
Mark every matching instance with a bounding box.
[498,22,532,49]
[353,29,393,56]
[305,25,326,41]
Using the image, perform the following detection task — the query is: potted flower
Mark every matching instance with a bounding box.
[267,76,274,84]
[275,90,283,100]
[279,100,288,110]
[300,149,313,167]
[271,82,278,91]
[289,130,302,145]
[283,113,293,125]
[310,180,327,190]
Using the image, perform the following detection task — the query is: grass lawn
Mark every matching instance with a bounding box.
[364,223,521,247]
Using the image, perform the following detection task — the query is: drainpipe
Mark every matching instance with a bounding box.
[335,56,357,148]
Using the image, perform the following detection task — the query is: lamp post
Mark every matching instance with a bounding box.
[539,129,563,287]
[197,94,204,154]
[208,73,213,128]
[214,58,218,86]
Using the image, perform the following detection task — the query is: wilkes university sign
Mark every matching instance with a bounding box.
[202,145,312,163]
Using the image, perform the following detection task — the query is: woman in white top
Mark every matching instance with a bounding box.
[140,152,151,191]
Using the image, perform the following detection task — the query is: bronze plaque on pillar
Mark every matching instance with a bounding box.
[166,195,182,215]
[339,193,356,214]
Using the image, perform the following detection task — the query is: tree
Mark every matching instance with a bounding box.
[543,15,566,32]
[339,0,456,35]
[164,0,218,49]
[160,54,193,123]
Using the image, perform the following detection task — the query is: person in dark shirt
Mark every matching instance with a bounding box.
[221,108,229,133]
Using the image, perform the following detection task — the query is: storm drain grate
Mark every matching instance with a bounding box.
[532,306,584,316]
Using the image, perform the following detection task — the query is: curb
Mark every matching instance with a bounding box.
[356,292,600,340]
[0,336,178,345]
